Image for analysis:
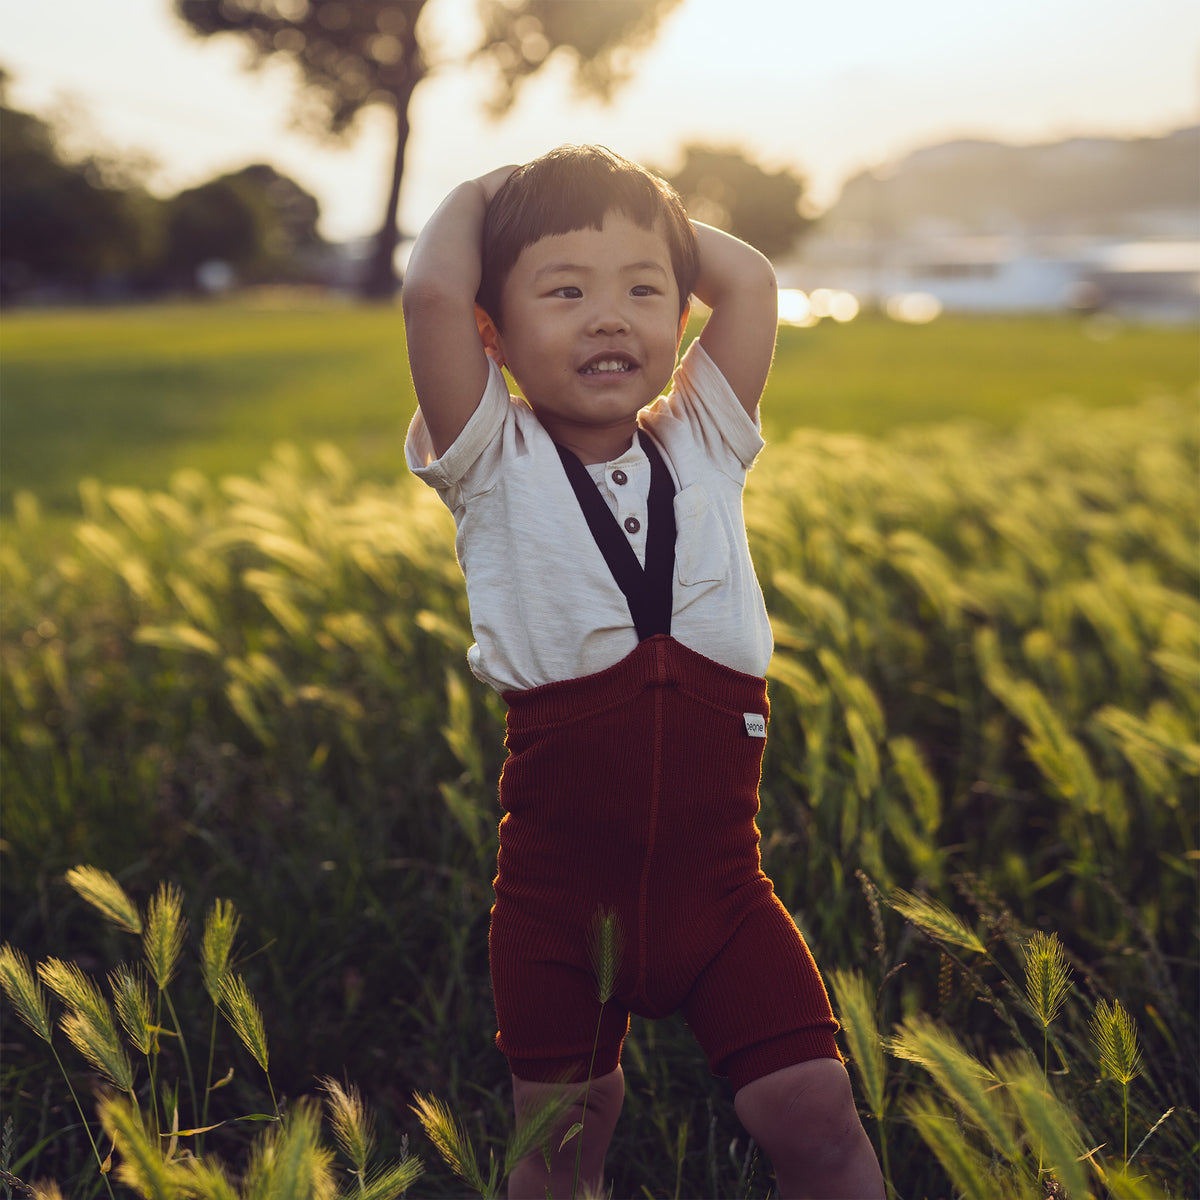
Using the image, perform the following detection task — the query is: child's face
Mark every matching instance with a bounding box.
[484,211,688,458]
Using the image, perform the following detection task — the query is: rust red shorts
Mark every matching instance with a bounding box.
[489,636,840,1092]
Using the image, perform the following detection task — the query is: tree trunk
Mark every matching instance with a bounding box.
[360,84,415,301]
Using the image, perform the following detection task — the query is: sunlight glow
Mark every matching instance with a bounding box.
[777,289,816,327]
[886,292,943,324]
[778,288,861,326]
[828,291,860,323]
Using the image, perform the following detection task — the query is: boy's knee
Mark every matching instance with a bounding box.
[513,1065,626,1136]
[509,1068,625,1199]
[734,1057,860,1159]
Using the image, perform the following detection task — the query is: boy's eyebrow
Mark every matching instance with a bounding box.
[623,260,670,276]
[533,262,587,281]
[532,260,669,281]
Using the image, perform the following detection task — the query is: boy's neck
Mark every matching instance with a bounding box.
[537,414,639,465]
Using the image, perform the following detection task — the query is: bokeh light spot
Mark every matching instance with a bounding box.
[777,288,815,326]
[885,292,942,324]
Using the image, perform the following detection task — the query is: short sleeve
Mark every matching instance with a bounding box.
[405,357,512,493]
[644,340,765,479]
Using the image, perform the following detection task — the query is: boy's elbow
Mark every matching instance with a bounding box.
[752,250,778,294]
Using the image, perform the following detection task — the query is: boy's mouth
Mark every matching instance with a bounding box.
[578,354,637,376]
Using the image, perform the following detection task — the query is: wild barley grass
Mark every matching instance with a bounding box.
[828,969,886,1122]
[65,866,143,935]
[110,963,154,1056]
[993,1053,1089,1200]
[99,1096,192,1198]
[828,968,892,1194]
[503,1087,581,1182]
[59,1006,135,1095]
[143,883,187,992]
[1023,931,1071,1072]
[5,875,425,1198]
[0,945,53,1044]
[319,1076,375,1176]
[890,1014,1022,1165]
[588,907,622,1006]
[200,899,241,1006]
[1093,999,1144,1163]
[902,1092,1009,1200]
[38,958,114,1034]
[410,1093,488,1195]
[219,974,270,1079]
[2,388,1196,1196]
[888,889,987,955]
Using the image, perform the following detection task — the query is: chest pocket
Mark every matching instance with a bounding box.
[673,484,731,587]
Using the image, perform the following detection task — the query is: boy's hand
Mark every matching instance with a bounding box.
[478,164,518,205]
[403,166,518,458]
[690,222,778,419]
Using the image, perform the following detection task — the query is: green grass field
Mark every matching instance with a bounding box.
[2,301,1194,512]
[1,301,1197,1198]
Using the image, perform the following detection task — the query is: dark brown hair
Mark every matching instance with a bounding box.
[478,145,698,329]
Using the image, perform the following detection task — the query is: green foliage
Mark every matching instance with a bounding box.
[3,306,1196,515]
[0,93,158,296]
[1,329,1196,1196]
[1,875,423,1198]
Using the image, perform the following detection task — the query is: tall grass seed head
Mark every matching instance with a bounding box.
[410,1093,486,1193]
[318,1076,375,1172]
[1023,930,1072,1029]
[0,944,53,1043]
[39,956,109,1025]
[1092,999,1143,1085]
[110,964,155,1056]
[889,889,986,955]
[65,865,142,935]
[143,882,187,991]
[220,973,270,1073]
[589,906,624,1004]
[61,1006,135,1093]
[201,898,241,1004]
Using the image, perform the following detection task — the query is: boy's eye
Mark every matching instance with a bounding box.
[631,285,658,297]
[551,286,582,299]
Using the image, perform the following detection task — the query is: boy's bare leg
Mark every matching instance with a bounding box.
[508,1067,625,1199]
[734,1058,885,1199]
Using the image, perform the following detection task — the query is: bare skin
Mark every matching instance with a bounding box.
[508,1059,884,1199]
[733,1059,886,1199]
[508,1067,625,1199]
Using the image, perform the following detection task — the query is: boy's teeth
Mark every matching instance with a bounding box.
[582,359,632,374]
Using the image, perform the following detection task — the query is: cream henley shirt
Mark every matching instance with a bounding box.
[404,339,773,694]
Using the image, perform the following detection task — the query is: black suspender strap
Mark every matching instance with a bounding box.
[554,434,677,641]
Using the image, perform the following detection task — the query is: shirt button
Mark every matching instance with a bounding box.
[624,516,641,534]
[611,469,628,486]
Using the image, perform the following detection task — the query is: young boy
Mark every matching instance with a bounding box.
[403,145,884,1199]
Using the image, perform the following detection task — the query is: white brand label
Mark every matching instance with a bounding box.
[743,713,767,738]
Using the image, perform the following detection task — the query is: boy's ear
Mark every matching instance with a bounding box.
[475,304,505,367]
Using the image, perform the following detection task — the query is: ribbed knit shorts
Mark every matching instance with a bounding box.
[490,636,840,1093]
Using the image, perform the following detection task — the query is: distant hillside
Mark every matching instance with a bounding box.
[825,126,1199,239]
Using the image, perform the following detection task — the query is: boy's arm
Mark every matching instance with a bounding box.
[690,222,778,419]
[402,166,517,458]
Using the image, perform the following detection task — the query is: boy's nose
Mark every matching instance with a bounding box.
[586,290,630,335]
[588,306,629,335]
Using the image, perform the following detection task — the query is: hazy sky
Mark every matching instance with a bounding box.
[3,0,1197,242]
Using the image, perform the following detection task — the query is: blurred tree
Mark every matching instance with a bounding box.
[0,74,160,301]
[163,178,259,288]
[172,0,685,299]
[161,163,324,290]
[664,145,813,260]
